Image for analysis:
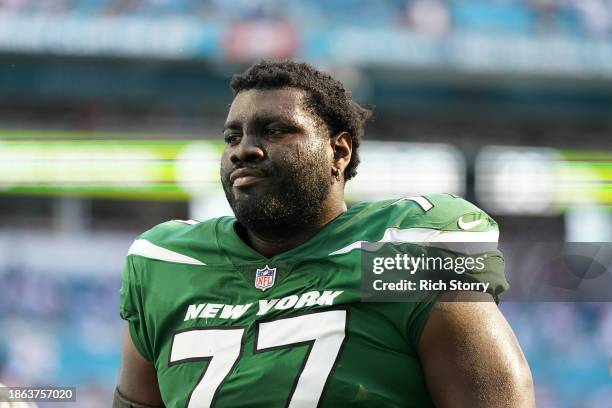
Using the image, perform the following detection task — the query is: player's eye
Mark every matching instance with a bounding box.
[224,133,242,145]
[263,127,284,137]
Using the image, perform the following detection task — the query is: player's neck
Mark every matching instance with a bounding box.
[241,198,347,258]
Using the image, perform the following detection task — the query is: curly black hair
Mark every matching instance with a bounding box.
[230,60,371,181]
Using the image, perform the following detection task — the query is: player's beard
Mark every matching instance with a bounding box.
[221,145,332,237]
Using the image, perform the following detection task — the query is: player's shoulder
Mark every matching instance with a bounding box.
[362,193,497,232]
[325,193,500,262]
[138,218,214,243]
[126,216,233,266]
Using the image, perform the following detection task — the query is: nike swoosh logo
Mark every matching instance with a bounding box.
[457,216,483,231]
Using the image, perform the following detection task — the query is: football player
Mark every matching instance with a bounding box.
[115,61,535,407]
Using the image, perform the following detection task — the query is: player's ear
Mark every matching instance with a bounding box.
[330,132,352,176]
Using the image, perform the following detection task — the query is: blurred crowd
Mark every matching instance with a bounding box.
[0,0,612,38]
[501,302,612,407]
[0,269,610,408]
[0,270,121,408]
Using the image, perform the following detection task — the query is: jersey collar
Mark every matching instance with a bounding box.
[215,208,356,267]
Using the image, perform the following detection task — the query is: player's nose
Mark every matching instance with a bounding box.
[230,134,265,164]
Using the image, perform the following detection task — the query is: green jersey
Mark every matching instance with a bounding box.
[120,193,507,408]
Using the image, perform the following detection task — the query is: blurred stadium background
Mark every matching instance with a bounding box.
[0,0,611,407]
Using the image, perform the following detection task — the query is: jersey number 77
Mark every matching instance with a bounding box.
[169,309,348,408]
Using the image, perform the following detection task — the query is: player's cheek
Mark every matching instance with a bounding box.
[219,154,232,179]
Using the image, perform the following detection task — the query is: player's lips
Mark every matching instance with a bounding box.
[230,168,266,187]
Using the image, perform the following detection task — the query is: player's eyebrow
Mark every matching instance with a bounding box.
[223,120,241,131]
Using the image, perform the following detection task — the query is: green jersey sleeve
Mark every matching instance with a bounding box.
[390,194,508,347]
[396,193,508,299]
[119,251,155,363]
[405,293,440,349]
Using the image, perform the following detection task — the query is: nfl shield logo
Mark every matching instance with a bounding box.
[255,265,276,291]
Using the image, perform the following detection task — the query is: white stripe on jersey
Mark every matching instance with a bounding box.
[128,239,206,265]
[388,196,434,212]
[174,219,200,225]
[329,228,499,256]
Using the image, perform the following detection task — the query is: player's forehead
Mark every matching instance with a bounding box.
[225,88,316,128]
